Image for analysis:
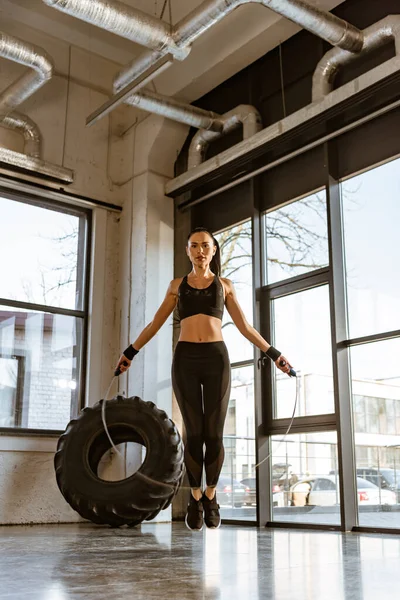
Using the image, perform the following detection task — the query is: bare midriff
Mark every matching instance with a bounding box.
[178,314,224,343]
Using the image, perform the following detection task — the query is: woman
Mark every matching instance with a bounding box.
[115,227,292,531]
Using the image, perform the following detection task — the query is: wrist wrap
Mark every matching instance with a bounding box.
[123,345,139,360]
[265,346,281,362]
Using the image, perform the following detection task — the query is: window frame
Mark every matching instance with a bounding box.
[0,186,91,436]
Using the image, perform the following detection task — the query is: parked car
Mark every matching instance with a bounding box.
[356,468,400,502]
[239,477,289,508]
[216,476,247,507]
[290,475,397,507]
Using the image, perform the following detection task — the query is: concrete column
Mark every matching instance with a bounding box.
[117,115,188,521]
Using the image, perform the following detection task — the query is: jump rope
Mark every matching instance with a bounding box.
[101,357,298,478]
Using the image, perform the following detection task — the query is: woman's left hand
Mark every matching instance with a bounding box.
[275,355,293,376]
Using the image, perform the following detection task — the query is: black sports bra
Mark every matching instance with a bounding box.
[177,275,225,321]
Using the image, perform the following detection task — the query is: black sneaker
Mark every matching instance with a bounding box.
[185,495,204,531]
[202,493,221,529]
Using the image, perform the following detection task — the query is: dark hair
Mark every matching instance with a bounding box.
[187,227,221,276]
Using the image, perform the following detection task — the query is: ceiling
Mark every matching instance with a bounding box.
[1,0,346,104]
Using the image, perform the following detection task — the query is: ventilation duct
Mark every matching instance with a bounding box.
[313,16,400,101]
[1,112,42,158]
[43,0,363,123]
[0,148,73,183]
[165,40,400,196]
[188,105,262,169]
[114,0,364,92]
[0,32,54,117]
[42,0,187,59]
[0,32,74,184]
[125,89,223,132]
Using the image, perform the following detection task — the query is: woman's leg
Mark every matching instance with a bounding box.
[171,344,205,492]
[202,342,231,498]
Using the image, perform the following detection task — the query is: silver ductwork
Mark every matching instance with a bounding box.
[188,105,262,169]
[1,112,42,158]
[0,31,74,184]
[43,0,363,108]
[115,0,363,92]
[125,89,223,132]
[165,47,400,195]
[175,0,363,51]
[0,147,74,183]
[42,0,187,60]
[115,0,363,93]
[0,32,54,116]
[313,16,400,101]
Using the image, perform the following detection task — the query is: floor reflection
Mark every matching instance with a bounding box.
[0,522,400,599]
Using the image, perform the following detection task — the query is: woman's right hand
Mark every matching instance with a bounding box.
[114,354,132,376]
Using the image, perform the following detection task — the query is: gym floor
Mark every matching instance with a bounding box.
[0,522,398,599]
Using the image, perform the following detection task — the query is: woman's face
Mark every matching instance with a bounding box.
[186,231,216,269]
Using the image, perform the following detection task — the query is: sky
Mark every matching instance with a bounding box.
[0,198,79,310]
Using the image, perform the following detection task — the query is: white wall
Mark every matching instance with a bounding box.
[0,19,188,524]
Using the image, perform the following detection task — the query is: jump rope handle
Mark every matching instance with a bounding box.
[279,359,297,378]
[114,360,130,377]
[258,355,296,377]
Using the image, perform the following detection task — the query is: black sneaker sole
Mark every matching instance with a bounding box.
[205,520,221,530]
[185,513,203,532]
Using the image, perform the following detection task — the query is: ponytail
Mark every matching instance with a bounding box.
[187,227,221,276]
[210,237,221,277]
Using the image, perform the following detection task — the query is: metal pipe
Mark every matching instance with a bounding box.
[313,16,400,101]
[188,105,262,169]
[166,50,400,196]
[175,0,363,51]
[177,96,400,210]
[114,0,363,93]
[42,0,187,59]
[0,147,74,183]
[0,32,54,116]
[1,112,42,158]
[125,89,223,132]
[0,32,73,183]
[46,0,363,106]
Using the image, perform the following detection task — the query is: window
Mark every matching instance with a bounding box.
[264,190,329,285]
[342,158,400,340]
[272,285,334,419]
[271,432,340,525]
[216,220,253,363]
[260,187,336,526]
[214,221,256,522]
[341,158,400,528]
[350,339,400,527]
[0,193,89,431]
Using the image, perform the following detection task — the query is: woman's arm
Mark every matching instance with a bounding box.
[223,278,292,375]
[115,279,180,374]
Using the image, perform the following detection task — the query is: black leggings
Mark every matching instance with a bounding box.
[172,341,231,489]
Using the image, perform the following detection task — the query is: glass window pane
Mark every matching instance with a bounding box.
[0,196,86,310]
[0,305,83,430]
[350,339,400,528]
[265,191,329,285]
[220,365,256,522]
[272,285,334,419]
[271,432,340,525]
[342,158,400,339]
[215,220,254,364]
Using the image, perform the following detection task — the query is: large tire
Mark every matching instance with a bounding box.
[54,395,185,527]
